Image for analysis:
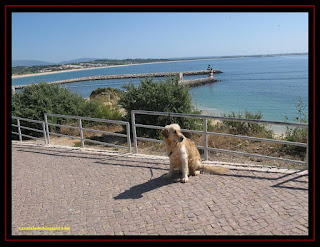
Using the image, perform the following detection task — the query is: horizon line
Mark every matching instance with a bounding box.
[13,52,308,65]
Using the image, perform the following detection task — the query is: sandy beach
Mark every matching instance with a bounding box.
[12,65,112,79]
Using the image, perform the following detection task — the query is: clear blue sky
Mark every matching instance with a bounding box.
[12,12,308,63]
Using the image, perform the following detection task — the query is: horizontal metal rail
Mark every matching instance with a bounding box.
[47,122,80,130]
[132,110,308,127]
[13,124,46,134]
[47,132,82,140]
[44,113,131,152]
[131,110,308,166]
[81,127,128,138]
[136,123,306,147]
[12,116,45,125]
[44,113,129,125]
[82,138,127,149]
[19,125,49,133]
[136,136,163,143]
[206,147,306,165]
[135,123,204,134]
[18,133,44,141]
[12,116,47,144]
[206,131,307,147]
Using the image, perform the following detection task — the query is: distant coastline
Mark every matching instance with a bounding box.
[12,53,307,79]
[12,65,110,79]
[12,58,219,79]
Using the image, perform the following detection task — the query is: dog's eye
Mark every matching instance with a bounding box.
[174,130,177,134]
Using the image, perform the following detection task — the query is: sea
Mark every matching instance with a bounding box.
[12,55,309,128]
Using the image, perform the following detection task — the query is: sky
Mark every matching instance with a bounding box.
[12,12,308,63]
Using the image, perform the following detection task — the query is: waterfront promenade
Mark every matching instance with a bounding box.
[12,142,308,236]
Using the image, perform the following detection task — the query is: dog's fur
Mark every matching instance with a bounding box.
[162,123,228,183]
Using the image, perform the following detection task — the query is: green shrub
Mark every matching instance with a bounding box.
[119,76,202,138]
[12,82,122,138]
[284,96,308,142]
[215,110,273,138]
[280,96,308,158]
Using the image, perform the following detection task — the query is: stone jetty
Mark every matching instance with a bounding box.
[181,77,220,87]
[12,69,222,90]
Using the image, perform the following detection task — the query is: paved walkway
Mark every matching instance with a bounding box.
[12,142,308,236]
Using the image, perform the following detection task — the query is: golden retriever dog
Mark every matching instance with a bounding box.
[162,123,228,183]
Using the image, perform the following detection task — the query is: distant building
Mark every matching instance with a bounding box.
[41,68,52,72]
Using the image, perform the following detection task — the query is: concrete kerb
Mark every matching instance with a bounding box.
[11,141,304,175]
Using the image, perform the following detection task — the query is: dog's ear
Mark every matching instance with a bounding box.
[162,128,168,138]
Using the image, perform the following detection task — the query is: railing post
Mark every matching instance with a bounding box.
[131,111,138,154]
[79,118,84,148]
[17,119,22,141]
[306,127,309,169]
[42,122,47,144]
[44,114,50,144]
[126,122,132,153]
[203,118,208,161]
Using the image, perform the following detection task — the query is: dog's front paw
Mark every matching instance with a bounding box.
[193,170,201,176]
[181,177,189,183]
[163,173,172,178]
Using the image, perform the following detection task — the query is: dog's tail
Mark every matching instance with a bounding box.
[198,164,229,175]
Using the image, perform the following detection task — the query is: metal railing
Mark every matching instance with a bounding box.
[12,111,309,167]
[12,116,47,144]
[131,110,308,166]
[44,113,131,152]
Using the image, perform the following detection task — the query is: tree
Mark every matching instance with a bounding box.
[119,76,201,138]
[12,82,121,138]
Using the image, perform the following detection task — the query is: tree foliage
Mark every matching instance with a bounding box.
[280,96,308,158]
[219,110,273,138]
[119,77,202,138]
[12,82,122,138]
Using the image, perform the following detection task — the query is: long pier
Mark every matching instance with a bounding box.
[12,69,222,91]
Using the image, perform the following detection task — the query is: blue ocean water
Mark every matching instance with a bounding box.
[12,55,308,123]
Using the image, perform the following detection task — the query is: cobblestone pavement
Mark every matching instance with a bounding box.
[12,142,309,236]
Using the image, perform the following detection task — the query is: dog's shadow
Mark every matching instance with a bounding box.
[114,174,178,200]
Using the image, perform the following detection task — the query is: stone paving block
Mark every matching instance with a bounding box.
[11,143,309,236]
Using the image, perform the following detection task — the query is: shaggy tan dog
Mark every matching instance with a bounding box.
[162,123,228,183]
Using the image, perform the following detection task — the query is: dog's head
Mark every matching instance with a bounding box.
[162,124,185,143]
